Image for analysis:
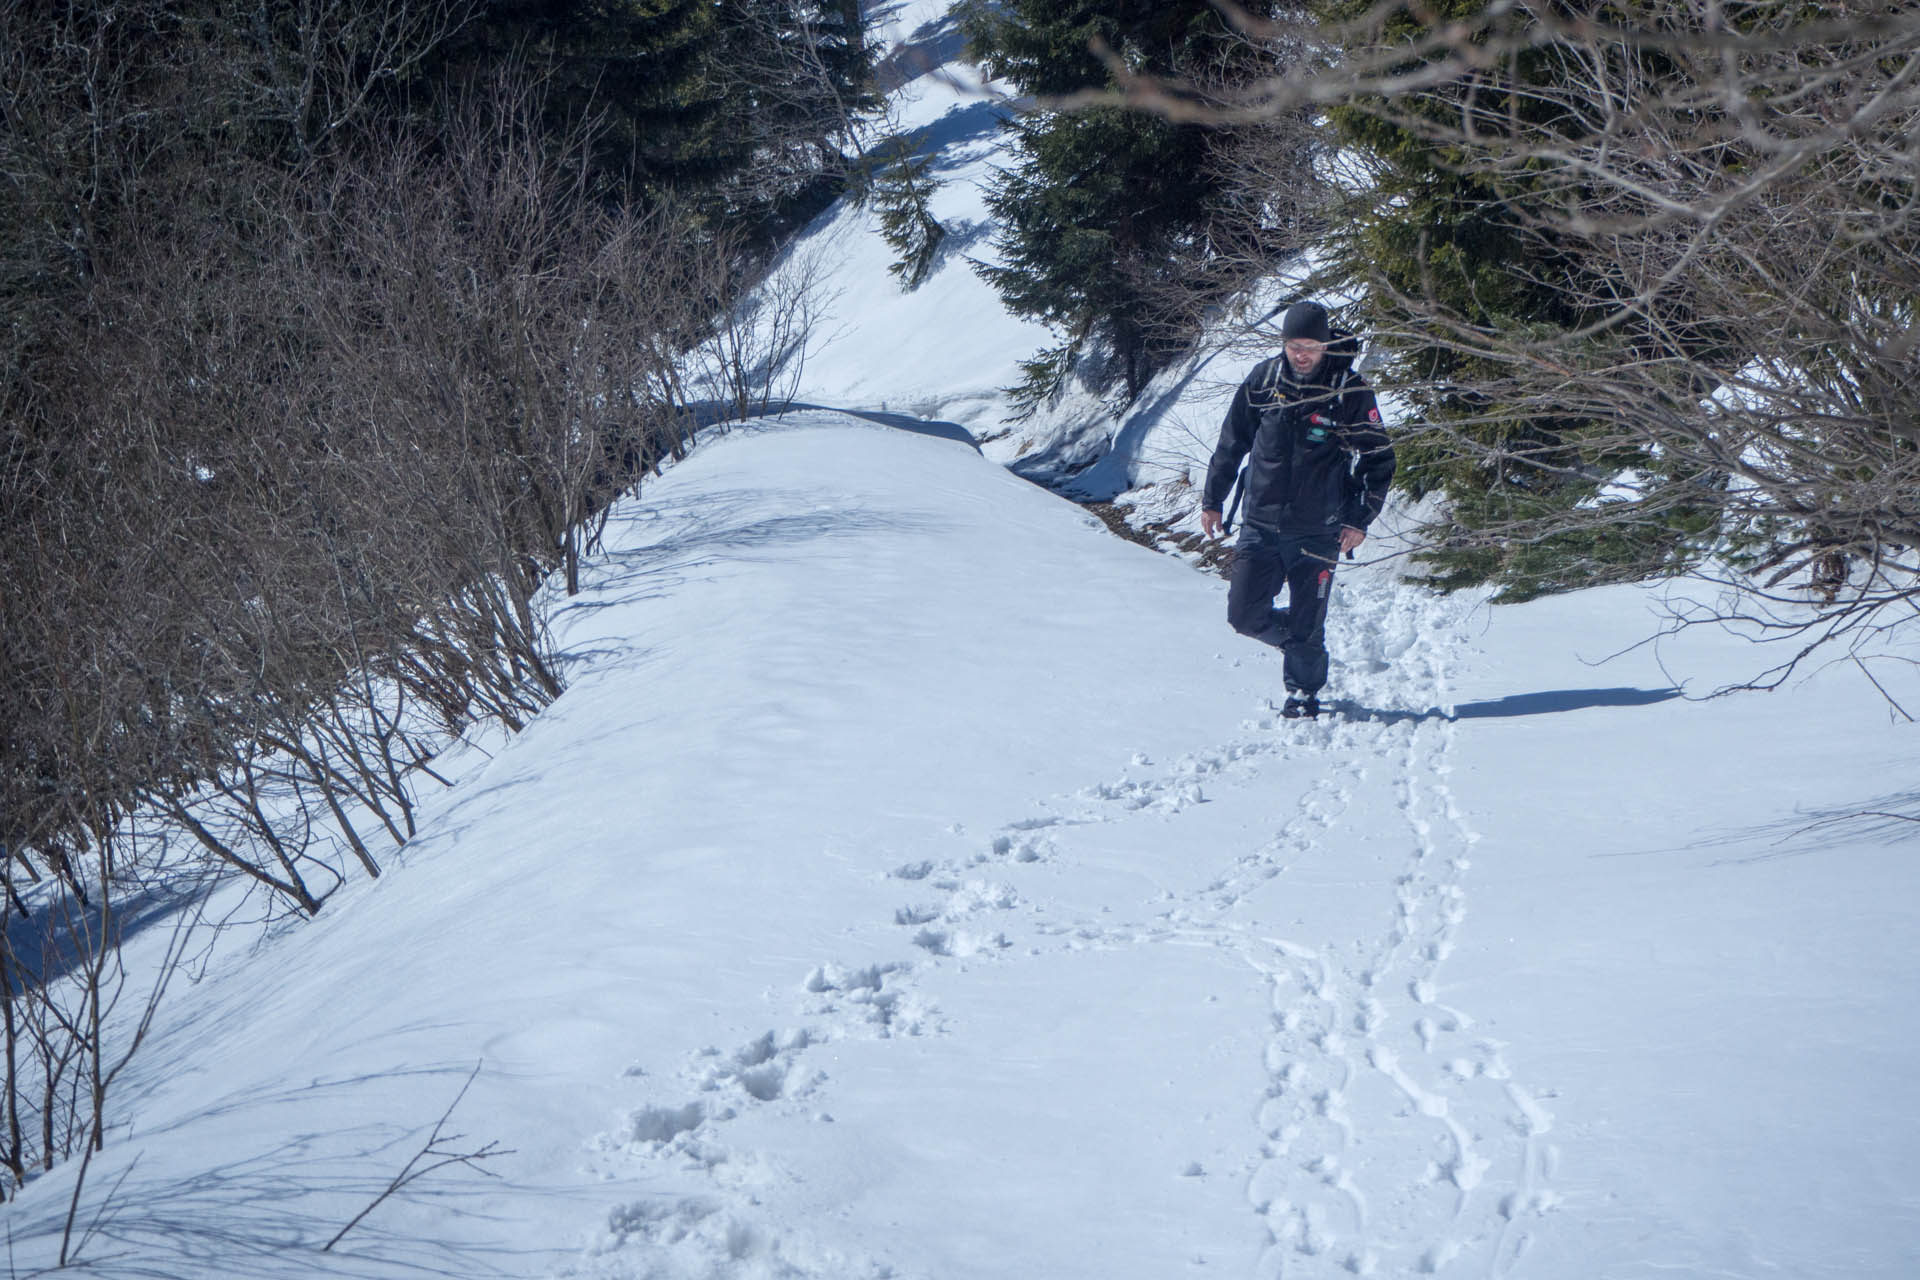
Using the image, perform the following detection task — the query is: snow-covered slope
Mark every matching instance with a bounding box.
[8,6,1918,1277]
[736,0,1252,485]
[741,15,1331,524]
[7,412,1916,1279]
[745,1,1054,441]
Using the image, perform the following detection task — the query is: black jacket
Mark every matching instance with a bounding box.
[1203,334,1395,535]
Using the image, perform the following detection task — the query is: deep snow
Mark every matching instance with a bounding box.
[7,3,1917,1275]
[7,413,1916,1279]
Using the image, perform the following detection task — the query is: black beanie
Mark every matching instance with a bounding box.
[1280,300,1331,343]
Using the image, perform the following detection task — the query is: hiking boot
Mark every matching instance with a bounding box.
[1282,693,1320,720]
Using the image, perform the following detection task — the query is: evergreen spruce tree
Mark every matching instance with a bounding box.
[956,0,1278,409]
[863,139,947,290]
[427,0,879,234]
[785,0,875,122]
[710,0,881,237]
[433,0,734,198]
[1317,0,1720,599]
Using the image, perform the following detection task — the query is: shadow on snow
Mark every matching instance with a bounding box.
[5,1066,546,1279]
[1331,685,1684,725]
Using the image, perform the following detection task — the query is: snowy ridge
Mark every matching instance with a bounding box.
[550,448,1563,1279]
[9,408,1917,1280]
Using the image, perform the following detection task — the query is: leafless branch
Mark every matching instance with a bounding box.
[322,1063,511,1252]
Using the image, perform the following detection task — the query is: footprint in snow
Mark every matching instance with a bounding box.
[803,960,940,1037]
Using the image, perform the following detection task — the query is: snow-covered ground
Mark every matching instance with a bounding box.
[748,2,1053,441]
[7,5,1917,1276]
[8,412,1916,1278]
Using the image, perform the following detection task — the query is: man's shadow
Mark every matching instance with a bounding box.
[1329,686,1684,724]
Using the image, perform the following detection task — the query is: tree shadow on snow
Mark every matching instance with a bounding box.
[901,100,1011,179]
[1676,787,1920,866]
[8,1068,556,1279]
[581,488,948,590]
[4,878,207,992]
[1331,685,1683,724]
[549,488,949,677]
[875,8,971,92]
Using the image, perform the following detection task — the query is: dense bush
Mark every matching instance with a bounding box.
[0,0,877,1201]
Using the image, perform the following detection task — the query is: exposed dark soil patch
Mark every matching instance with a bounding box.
[1080,499,1234,577]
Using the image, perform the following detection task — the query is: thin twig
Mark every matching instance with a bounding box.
[322,1062,512,1252]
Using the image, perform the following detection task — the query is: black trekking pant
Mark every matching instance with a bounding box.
[1226,525,1339,694]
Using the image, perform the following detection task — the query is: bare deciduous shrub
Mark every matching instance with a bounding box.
[0,61,738,1199]
[692,233,838,424]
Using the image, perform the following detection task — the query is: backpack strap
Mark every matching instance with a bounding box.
[1247,355,1287,410]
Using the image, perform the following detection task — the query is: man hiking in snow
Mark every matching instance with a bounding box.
[1199,300,1396,720]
